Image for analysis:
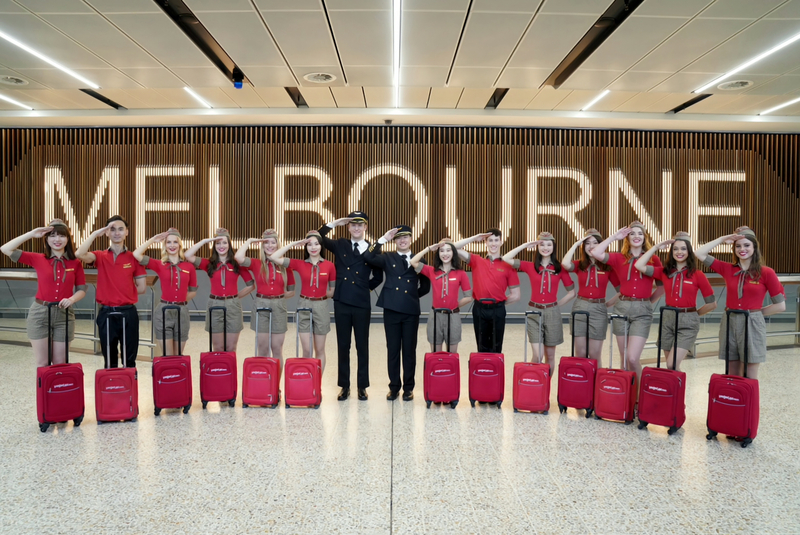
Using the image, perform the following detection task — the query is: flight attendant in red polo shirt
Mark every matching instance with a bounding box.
[454,229,520,353]
[634,232,717,370]
[235,229,296,363]
[133,228,198,356]
[77,215,147,368]
[591,221,665,384]
[185,228,255,353]
[270,230,335,372]
[561,229,620,366]
[696,226,785,380]
[502,232,576,374]
[2,219,87,367]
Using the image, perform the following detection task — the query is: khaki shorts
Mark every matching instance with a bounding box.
[27,301,75,342]
[154,302,190,342]
[427,310,462,347]
[657,309,700,352]
[719,310,767,364]
[570,299,609,341]
[205,297,244,334]
[297,298,331,335]
[251,297,288,334]
[526,306,564,346]
[612,299,654,339]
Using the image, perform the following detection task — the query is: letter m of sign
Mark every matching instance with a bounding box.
[44,166,119,244]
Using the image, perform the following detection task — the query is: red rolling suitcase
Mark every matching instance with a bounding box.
[468,299,504,408]
[513,310,551,414]
[37,303,84,432]
[95,312,138,423]
[556,310,598,417]
[284,307,322,409]
[637,306,687,435]
[242,307,281,408]
[594,314,636,424]
[200,306,238,408]
[424,308,460,409]
[706,309,759,448]
[152,305,192,415]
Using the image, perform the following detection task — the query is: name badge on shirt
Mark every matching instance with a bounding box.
[748,281,760,285]
[321,272,328,276]
[123,263,132,269]
[65,268,74,272]
[449,277,457,281]
[684,281,693,285]
[181,269,189,273]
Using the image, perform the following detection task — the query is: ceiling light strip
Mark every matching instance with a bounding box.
[581,90,610,111]
[694,31,800,93]
[184,87,212,109]
[0,93,33,110]
[760,96,800,116]
[393,0,402,108]
[0,29,99,89]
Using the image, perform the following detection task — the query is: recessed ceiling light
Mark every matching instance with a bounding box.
[183,87,212,109]
[0,29,99,89]
[581,89,610,111]
[0,93,33,110]
[759,96,800,116]
[717,80,753,91]
[0,76,28,86]
[694,30,800,93]
[303,72,336,84]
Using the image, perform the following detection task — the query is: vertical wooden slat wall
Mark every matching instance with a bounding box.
[1,126,798,271]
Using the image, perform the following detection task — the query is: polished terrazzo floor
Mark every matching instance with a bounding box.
[1,320,799,535]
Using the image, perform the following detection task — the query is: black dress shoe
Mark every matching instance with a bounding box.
[386,391,399,401]
[402,391,414,401]
[337,387,350,401]
[358,388,368,400]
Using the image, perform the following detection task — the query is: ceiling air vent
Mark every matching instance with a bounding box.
[717,80,753,90]
[303,72,336,84]
[0,76,28,86]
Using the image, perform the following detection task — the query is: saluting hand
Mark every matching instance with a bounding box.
[474,232,493,242]
[150,231,170,243]
[428,243,441,252]
[527,240,543,249]
[613,227,632,240]
[31,226,54,239]
[332,217,354,227]
[723,233,745,244]
[382,228,400,242]
[656,239,674,250]
[91,225,111,237]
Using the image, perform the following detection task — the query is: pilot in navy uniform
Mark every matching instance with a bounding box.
[319,211,384,401]
[363,225,431,401]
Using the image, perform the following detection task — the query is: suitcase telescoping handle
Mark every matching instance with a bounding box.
[571,310,590,358]
[725,309,750,377]
[432,308,452,352]
[477,298,498,351]
[657,306,683,371]
[208,305,228,352]
[523,310,543,364]
[161,304,182,356]
[47,302,70,366]
[296,307,313,359]
[105,311,126,368]
[608,314,629,370]
[255,307,272,358]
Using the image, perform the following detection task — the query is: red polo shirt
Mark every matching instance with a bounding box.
[569,261,619,299]
[140,256,197,302]
[466,254,520,302]
[516,260,574,304]
[418,265,471,310]
[12,251,86,302]
[651,266,715,308]
[93,248,146,306]
[287,258,335,299]
[705,256,785,309]
[241,258,296,296]
[196,258,254,297]
[604,252,661,299]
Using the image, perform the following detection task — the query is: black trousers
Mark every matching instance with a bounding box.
[334,301,371,389]
[384,309,419,393]
[472,301,506,353]
[97,305,139,368]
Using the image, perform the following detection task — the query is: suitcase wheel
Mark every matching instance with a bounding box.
[130,417,137,423]
[469,399,475,407]
[313,404,320,409]
[97,420,104,425]
[558,404,566,414]
[741,438,752,448]
[449,401,458,409]
[182,405,190,414]
[39,423,49,433]
[637,420,648,430]
[667,426,678,435]
[202,401,208,409]
[624,419,632,425]
[496,402,502,410]
[154,407,161,416]
[426,401,432,409]
[594,414,601,420]
[228,399,236,407]
[513,407,518,413]
[706,429,718,440]
[74,416,83,427]
[542,410,548,416]
[268,404,278,409]
[285,403,291,409]
[585,409,593,419]
[242,403,249,408]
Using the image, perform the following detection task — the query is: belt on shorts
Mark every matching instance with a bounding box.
[300,295,328,301]
[475,300,504,309]
[100,304,135,311]
[433,307,459,313]
[209,294,237,300]
[725,307,761,313]
[528,301,558,309]
[257,293,285,299]
[577,296,605,304]
[669,307,697,313]
[35,298,59,306]
[619,295,648,302]
[161,299,188,306]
